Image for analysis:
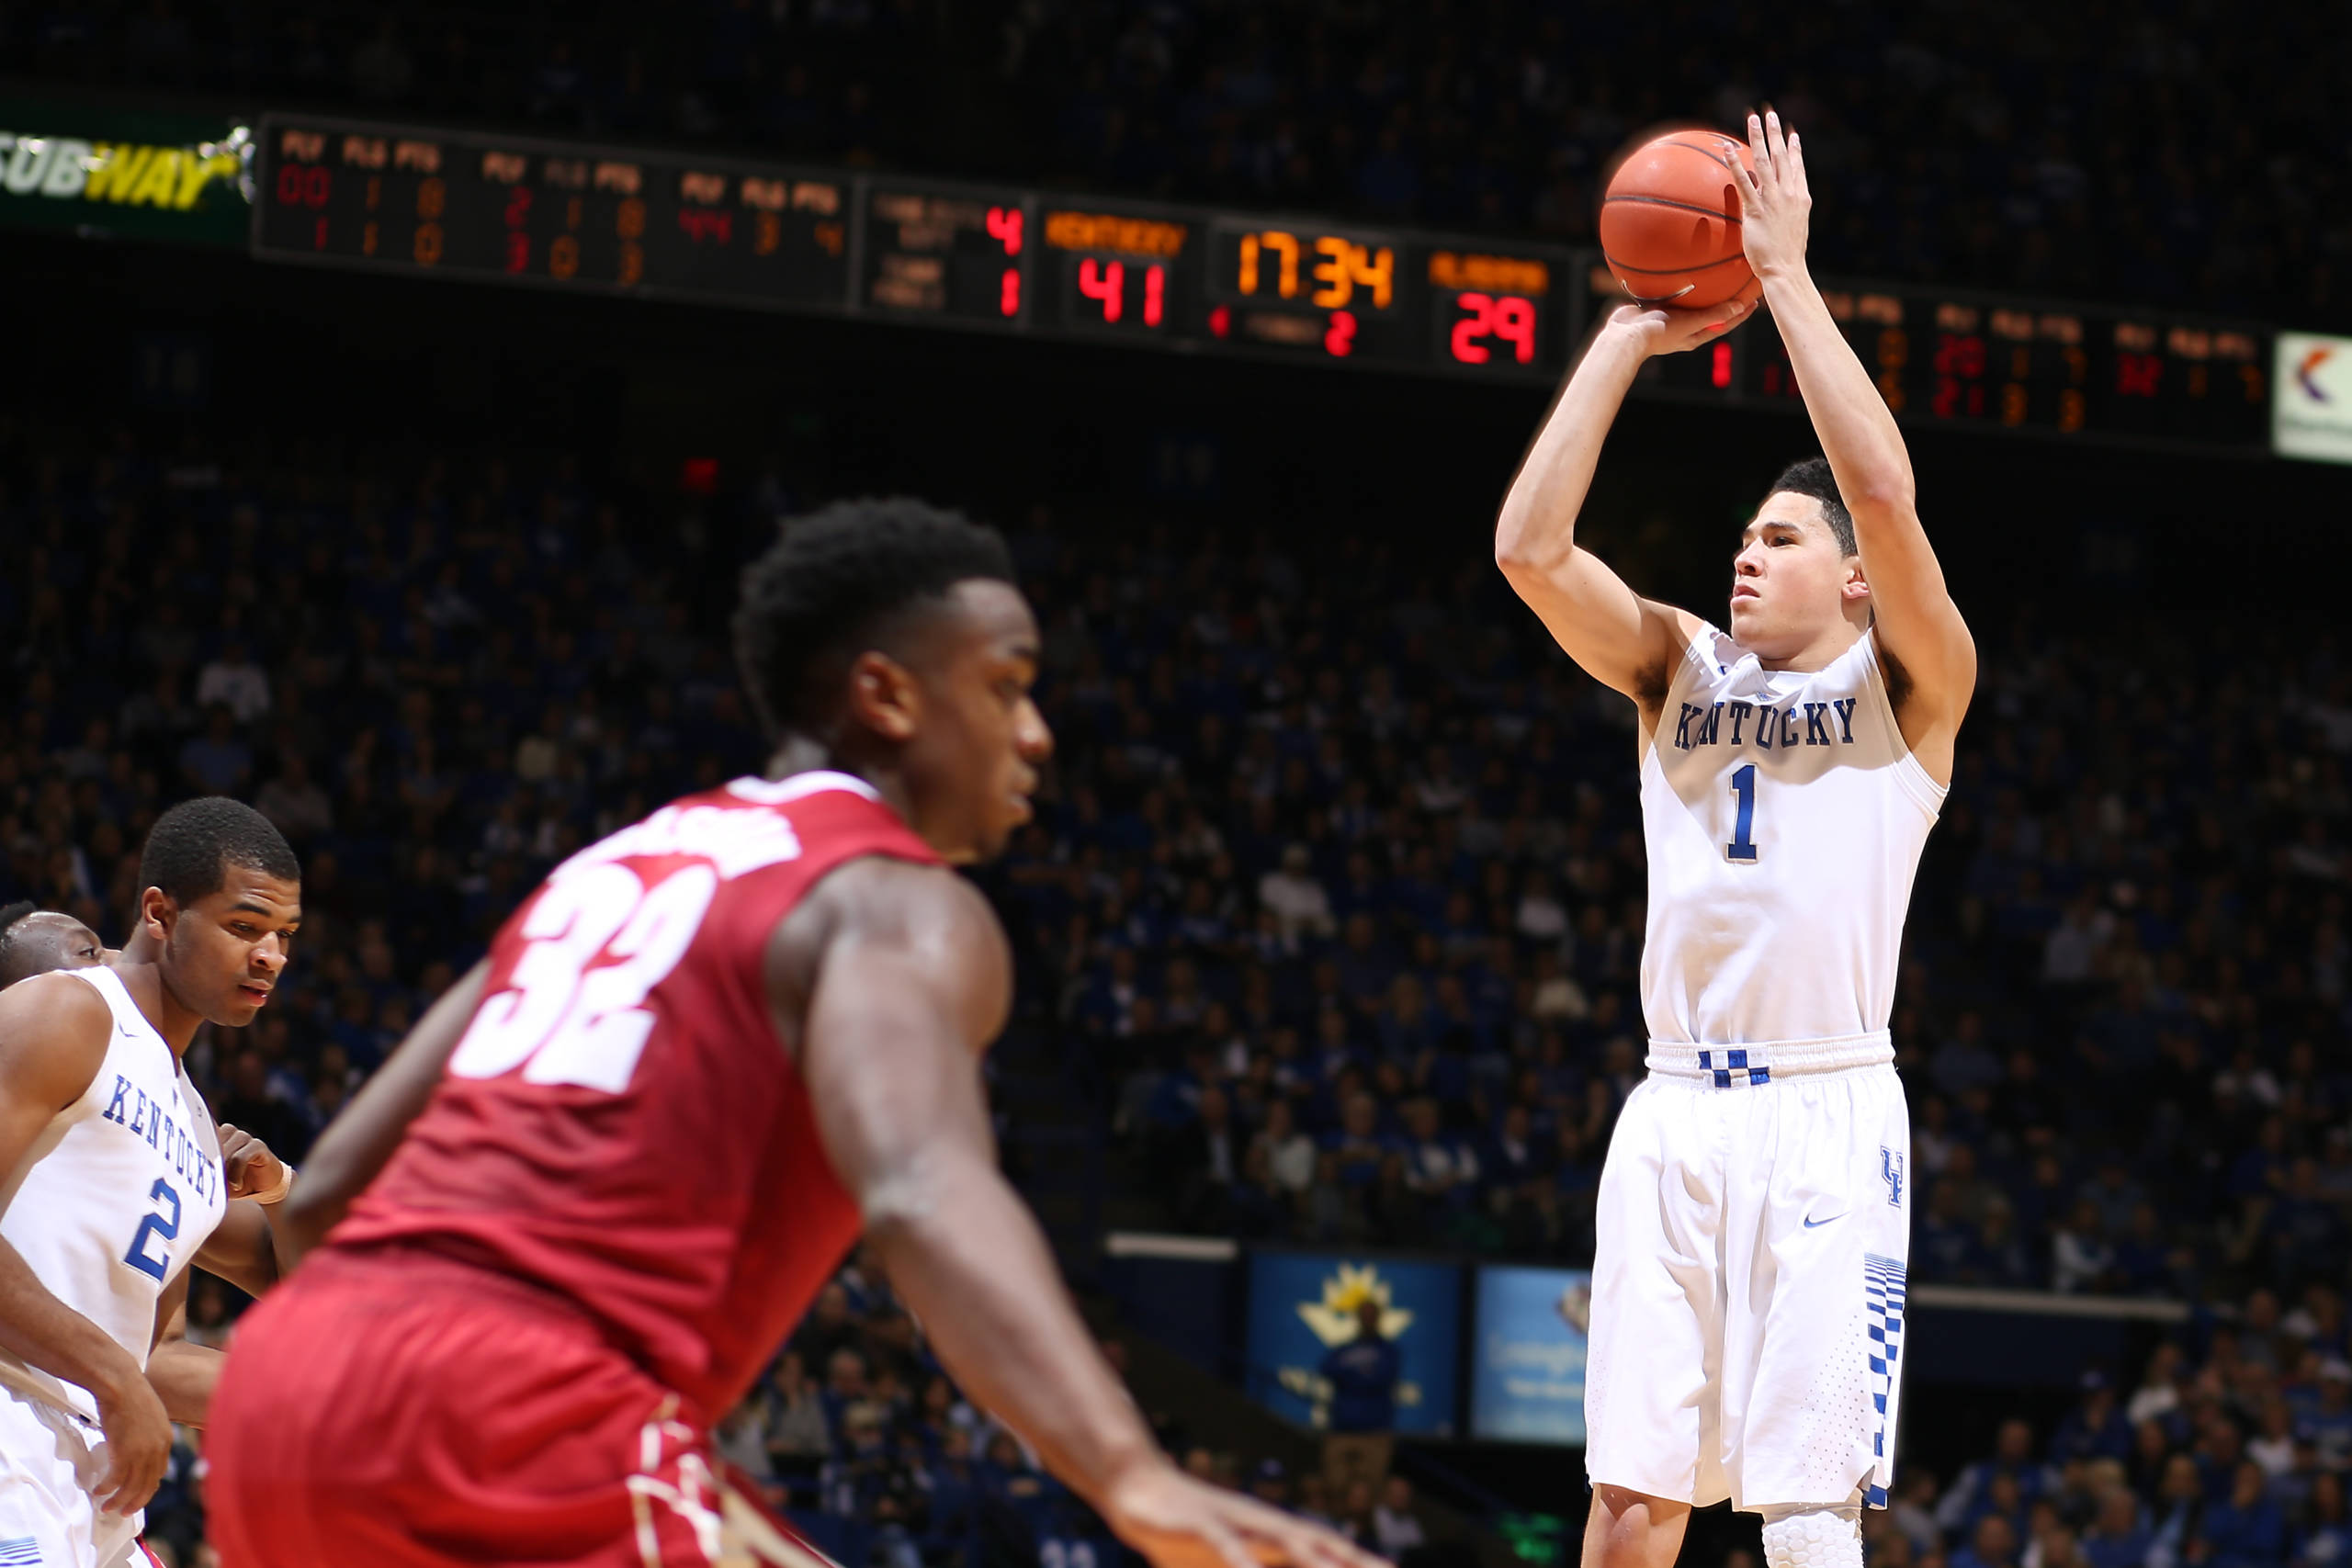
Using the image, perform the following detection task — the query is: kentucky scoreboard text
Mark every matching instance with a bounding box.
[254,113,2272,454]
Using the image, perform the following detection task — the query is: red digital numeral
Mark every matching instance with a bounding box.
[2115,353,2162,398]
[276,164,331,208]
[1449,293,1537,366]
[1325,310,1357,357]
[1000,268,1021,317]
[1143,265,1165,327]
[1079,257,1125,323]
[1711,340,1733,389]
[503,186,532,227]
[986,206,1023,256]
[1932,378,1985,418]
[312,215,329,251]
[506,231,531,273]
[678,209,733,244]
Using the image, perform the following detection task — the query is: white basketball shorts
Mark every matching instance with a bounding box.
[1584,1052,1910,1513]
[0,1388,144,1568]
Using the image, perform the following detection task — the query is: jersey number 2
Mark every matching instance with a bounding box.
[449,863,720,1093]
[123,1179,180,1283]
[1727,763,1760,863]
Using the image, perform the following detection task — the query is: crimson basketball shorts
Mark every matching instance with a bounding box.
[207,1251,838,1568]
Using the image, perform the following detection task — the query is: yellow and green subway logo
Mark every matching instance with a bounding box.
[0,127,248,210]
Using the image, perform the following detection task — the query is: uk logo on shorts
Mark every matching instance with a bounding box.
[1881,1148,1905,1208]
[0,1536,41,1565]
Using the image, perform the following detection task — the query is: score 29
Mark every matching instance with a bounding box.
[1236,231,1395,310]
[1448,292,1539,365]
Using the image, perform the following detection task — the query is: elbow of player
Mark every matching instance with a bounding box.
[1493,531,1556,580]
[1848,476,1917,520]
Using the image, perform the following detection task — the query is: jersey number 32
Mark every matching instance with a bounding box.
[449,863,720,1093]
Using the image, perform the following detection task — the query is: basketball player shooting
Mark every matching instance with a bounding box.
[1496,112,1974,1568]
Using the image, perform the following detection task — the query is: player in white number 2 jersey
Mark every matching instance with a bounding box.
[0,799,300,1568]
[1496,114,1975,1568]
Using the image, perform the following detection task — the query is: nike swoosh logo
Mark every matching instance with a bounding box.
[1804,1215,1841,1229]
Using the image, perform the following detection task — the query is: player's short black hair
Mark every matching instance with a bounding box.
[1767,457,1857,557]
[0,902,38,986]
[137,797,300,908]
[732,497,1017,739]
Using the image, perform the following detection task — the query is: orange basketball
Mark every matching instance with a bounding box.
[1600,130,1758,310]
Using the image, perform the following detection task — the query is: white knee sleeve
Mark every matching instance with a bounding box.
[1757,1503,1864,1568]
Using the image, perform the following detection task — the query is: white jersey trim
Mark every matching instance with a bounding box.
[1854,631,1949,822]
[725,772,881,807]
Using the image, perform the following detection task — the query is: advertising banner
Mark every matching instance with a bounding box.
[0,94,251,247]
[1470,1266,1593,1444]
[2275,332,2352,464]
[1243,1252,1460,1437]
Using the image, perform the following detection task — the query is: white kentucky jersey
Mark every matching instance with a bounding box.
[1639,623,1945,1050]
[0,964,228,1420]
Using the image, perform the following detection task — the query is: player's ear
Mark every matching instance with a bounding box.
[845,649,922,742]
[1841,557,1871,604]
[139,886,175,943]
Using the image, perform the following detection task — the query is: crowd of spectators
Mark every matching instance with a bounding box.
[0,413,2347,1564]
[10,1,2341,325]
[1002,520,2349,1305]
[1873,1288,2352,1568]
[0,421,2345,1303]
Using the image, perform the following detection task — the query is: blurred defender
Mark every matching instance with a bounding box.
[1496,115,1974,1568]
[207,500,1380,1568]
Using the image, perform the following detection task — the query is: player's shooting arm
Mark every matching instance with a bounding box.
[1736,111,1976,749]
[1495,300,1740,708]
[795,862,1376,1568]
[274,959,491,1267]
[0,974,173,1510]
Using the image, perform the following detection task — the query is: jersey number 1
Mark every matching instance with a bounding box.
[1727,763,1759,863]
[449,862,720,1093]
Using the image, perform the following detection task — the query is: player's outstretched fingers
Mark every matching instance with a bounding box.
[1198,1515,1261,1568]
[1227,1492,1388,1568]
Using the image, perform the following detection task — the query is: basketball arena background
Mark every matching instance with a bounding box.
[1,6,2347,1567]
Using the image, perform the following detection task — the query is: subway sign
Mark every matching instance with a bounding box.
[0,97,251,246]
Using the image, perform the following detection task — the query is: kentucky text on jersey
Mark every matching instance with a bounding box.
[99,1075,220,1205]
[1671,697,1860,752]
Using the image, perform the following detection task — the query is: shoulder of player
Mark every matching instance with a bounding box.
[1632,602,1712,716]
[763,854,1011,1025]
[0,971,114,1103]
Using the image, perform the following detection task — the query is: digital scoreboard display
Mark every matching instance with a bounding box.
[254,113,2272,456]
[1614,267,2268,451]
[256,118,853,310]
[859,184,1031,326]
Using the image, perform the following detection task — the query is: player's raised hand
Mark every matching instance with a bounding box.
[1605,297,1749,358]
[1101,1461,1390,1568]
[93,1366,173,1515]
[1731,108,1811,280]
[219,1122,291,1203]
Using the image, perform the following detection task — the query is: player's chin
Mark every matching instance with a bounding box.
[217,983,272,1024]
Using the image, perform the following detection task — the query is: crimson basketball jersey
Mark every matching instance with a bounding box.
[332,771,938,1421]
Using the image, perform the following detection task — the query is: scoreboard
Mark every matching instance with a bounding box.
[1623,268,2268,449]
[254,114,2270,456]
